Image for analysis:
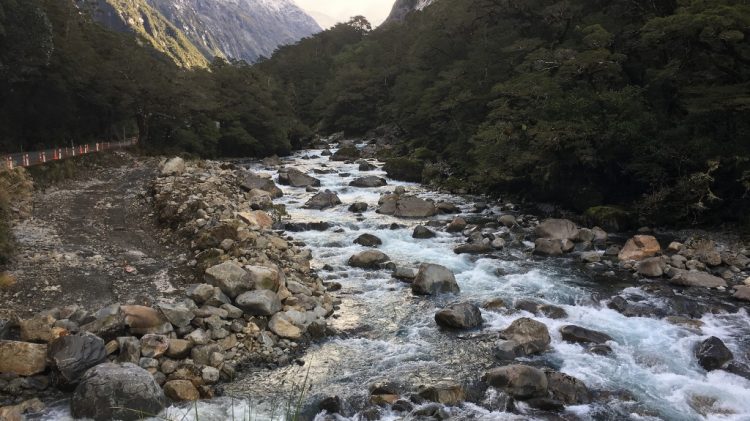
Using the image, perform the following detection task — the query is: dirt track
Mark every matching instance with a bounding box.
[1,152,193,317]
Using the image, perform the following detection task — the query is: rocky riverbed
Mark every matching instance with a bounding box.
[2,141,750,420]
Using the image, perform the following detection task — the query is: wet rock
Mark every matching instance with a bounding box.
[318,396,343,414]
[161,157,185,176]
[580,251,601,263]
[514,300,567,319]
[379,195,437,218]
[393,266,418,280]
[48,333,107,386]
[484,365,548,399]
[350,176,387,188]
[587,344,612,355]
[140,334,169,358]
[499,318,550,356]
[412,225,436,239]
[412,263,460,295]
[71,363,166,421]
[348,202,368,213]
[637,257,665,277]
[354,233,383,247]
[358,161,377,171]
[436,202,460,214]
[235,290,282,316]
[618,235,661,261]
[695,336,733,371]
[454,243,493,254]
[418,381,465,405]
[205,261,254,298]
[304,190,342,210]
[559,325,612,345]
[163,379,200,401]
[237,211,273,230]
[446,217,467,233]
[733,285,750,301]
[669,269,727,288]
[278,168,320,188]
[331,146,361,161]
[0,340,47,376]
[0,398,45,420]
[348,250,390,269]
[166,339,192,359]
[269,312,303,339]
[535,219,579,240]
[435,302,483,329]
[240,172,283,198]
[534,239,563,256]
[202,366,220,384]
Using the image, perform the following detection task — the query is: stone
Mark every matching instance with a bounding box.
[48,333,107,386]
[0,340,47,376]
[498,215,517,227]
[202,366,220,384]
[412,263,460,295]
[235,290,282,316]
[354,233,383,247]
[618,235,661,261]
[120,305,168,331]
[484,365,548,399]
[237,211,273,230]
[161,157,185,176]
[304,190,342,210]
[205,261,254,298]
[269,312,303,339]
[245,265,282,291]
[418,381,465,405]
[71,363,166,421]
[733,285,750,301]
[454,243,493,254]
[637,257,665,277]
[140,334,170,358]
[446,217,467,233]
[392,266,418,281]
[348,202,368,213]
[348,250,390,269]
[500,318,550,356]
[559,325,613,345]
[412,225,436,239]
[533,238,563,256]
[669,269,727,288]
[205,287,232,307]
[435,302,483,329]
[191,343,223,366]
[394,196,437,218]
[19,314,65,343]
[221,303,244,319]
[156,302,194,328]
[116,337,141,364]
[163,380,200,401]
[278,168,320,188]
[581,251,601,263]
[535,219,579,240]
[545,371,590,405]
[240,173,283,198]
[0,399,45,421]
[359,161,377,171]
[695,336,733,371]
[331,146,361,161]
[350,176,387,188]
[186,284,214,304]
[185,329,211,346]
[491,238,506,249]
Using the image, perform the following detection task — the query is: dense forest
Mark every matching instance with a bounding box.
[2,0,749,228]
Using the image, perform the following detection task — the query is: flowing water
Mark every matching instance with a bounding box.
[46,145,750,420]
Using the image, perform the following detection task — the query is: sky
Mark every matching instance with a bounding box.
[294,0,395,28]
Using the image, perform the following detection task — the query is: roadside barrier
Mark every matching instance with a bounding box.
[1,138,137,170]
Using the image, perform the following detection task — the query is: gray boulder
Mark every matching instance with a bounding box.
[354,233,383,247]
[156,302,194,328]
[454,243,493,254]
[499,318,550,356]
[484,365,548,399]
[533,239,563,256]
[545,370,590,404]
[669,269,727,288]
[204,261,253,298]
[559,325,612,345]
[48,333,108,386]
[413,225,436,239]
[240,172,283,198]
[304,190,342,210]
[412,263,460,295]
[278,168,320,188]
[71,363,166,421]
[350,176,387,188]
[696,336,733,371]
[535,219,579,240]
[348,250,390,269]
[435,302,483,329]
[235,290,282,316]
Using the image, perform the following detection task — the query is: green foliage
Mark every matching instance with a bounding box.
[383,158,425,182]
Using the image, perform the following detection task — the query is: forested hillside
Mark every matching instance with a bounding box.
[0,0,306,158]
[261,0,750,228]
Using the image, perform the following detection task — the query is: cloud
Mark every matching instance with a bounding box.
[294,0,393,27]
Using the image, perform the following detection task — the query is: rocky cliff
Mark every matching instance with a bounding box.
[384,0,435,24]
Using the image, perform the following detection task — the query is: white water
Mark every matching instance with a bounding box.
[44,145,750,420]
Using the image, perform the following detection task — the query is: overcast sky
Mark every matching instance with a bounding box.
[295,0,394,28]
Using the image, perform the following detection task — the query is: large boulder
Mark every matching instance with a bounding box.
[269,312,303,339]
[669,269,727,288]
[417,381,465,405]
[435,302,483,329]
[637,257,665,277]
[48,333,107,386]
[304,190,342,210]
[348,250,390,269]
[278,168,320,188]
[245,265,282,291]
[235,290,282,316]
[330,145,361,161]
[446,217,467,233]
[695,336,733,371]
[533,239,563,256]
[412,263,460,295]
[545,371,591,405]
[160,157,185,176]
[618,235,661,261]
[559,325,612,345]
[350,176,387,188]
[71,363,166,421]
[499,318,550,356]
[484,365,548,399]
[237,211,273,230]
[535,219,579,240]
[240,172,283,198]
[0,340,47,376]
[394,196,437,218]
[354,233,383,247]
[413,225,436,239]
[204,261,254,298]
[163,380,200,402]
[156,302,194,329]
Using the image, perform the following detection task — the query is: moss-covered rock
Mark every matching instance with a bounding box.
[383,158,424,183]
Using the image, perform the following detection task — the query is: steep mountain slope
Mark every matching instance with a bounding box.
[384,0,435,23]
[146,0,321,62]
[83,0,208,68]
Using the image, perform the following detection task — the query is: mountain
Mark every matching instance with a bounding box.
[384,0,435,23]
[81,0,209,68]
[85,0,321,65]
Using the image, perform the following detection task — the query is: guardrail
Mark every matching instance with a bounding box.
[2,138,138,170]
